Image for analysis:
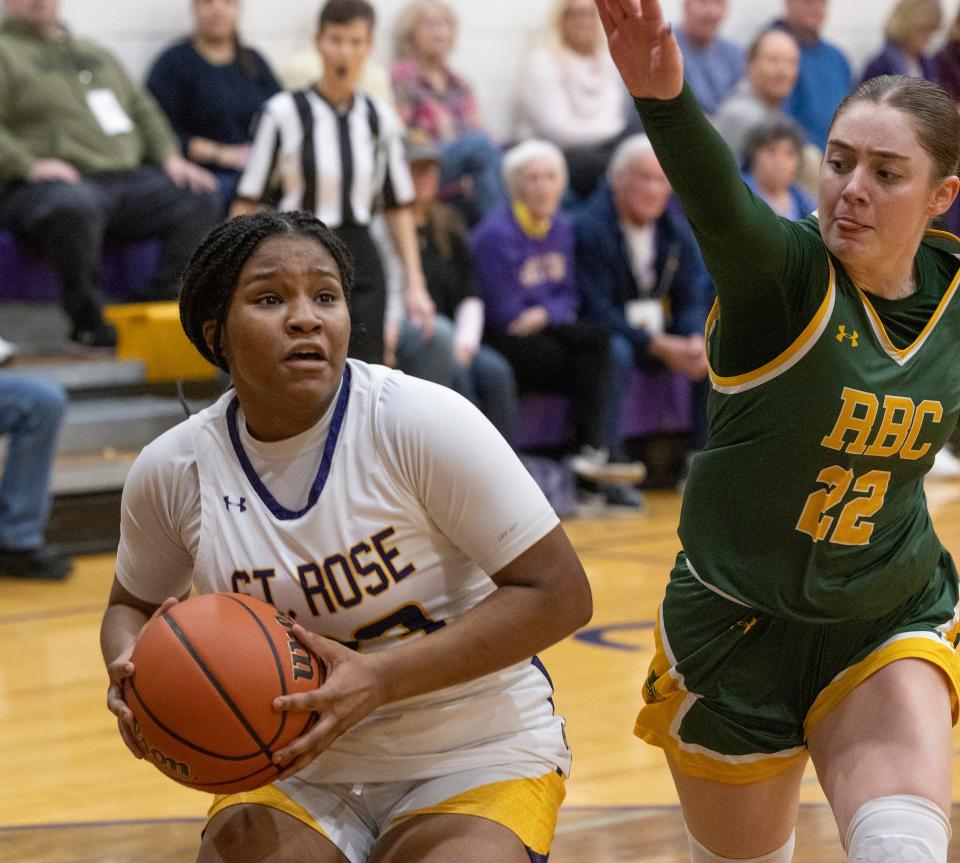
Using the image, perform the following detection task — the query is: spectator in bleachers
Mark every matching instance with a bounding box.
[860,0,942,84]
[935,7,960,100]
[232,0,433,366]
[714,28,800,164]
[0,0,220,348]
[573,136,713,454]
[674,0,744,117]
[146,0,281,214]
[513,0,631,201]
[472,140,646,502]
[392,0,506,223]
[400,132,518,444]
[772,0,852,151]
[934,9,960,238]
[741,119,816,220]
[0,374,71,580]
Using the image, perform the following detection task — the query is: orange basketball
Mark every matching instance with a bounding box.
[124,593,320,793]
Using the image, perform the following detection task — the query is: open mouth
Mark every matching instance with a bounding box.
[285,350,328,365]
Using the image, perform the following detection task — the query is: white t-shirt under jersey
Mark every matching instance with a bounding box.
[116,360,569,782]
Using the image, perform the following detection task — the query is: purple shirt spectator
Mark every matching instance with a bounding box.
[470,206,579,332]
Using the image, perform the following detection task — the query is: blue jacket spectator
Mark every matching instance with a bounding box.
[573,182,713,368]
[147,0,281,211]
[674,0,744,116]
[573,136,713,451]
[773,1,852,150]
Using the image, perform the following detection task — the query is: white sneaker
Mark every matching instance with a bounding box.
[567,446,647,485]
[929,446,960,479]
[0,336,14,366]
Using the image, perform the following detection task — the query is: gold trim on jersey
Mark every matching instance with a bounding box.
[392,771,566,856]
[804,628,960,739]
[634,605,808,784]
[855,255,960,367]
[706,260,837,395]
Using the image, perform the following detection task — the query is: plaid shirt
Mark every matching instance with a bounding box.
[390,57,481,144]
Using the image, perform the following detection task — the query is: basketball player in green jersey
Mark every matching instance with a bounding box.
[596,1,960,861]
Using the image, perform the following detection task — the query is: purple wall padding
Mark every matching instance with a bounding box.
[0,231,160,303]
[516,369,693,450]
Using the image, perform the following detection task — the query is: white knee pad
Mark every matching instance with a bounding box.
[845,795,951,863]
[687,828,796,862]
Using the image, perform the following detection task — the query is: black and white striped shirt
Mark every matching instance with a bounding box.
[237,88,414,227]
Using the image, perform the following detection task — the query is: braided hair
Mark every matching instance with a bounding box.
[179,211,355,373]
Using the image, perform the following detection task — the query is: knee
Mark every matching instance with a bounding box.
[688,829,796,862]
[845,796,950,863]
[34,380,68,423]
[30,184,105,235]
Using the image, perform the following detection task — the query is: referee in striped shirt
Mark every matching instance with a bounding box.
[230,0,433,364]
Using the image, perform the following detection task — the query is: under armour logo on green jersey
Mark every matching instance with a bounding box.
[836,325,859,347]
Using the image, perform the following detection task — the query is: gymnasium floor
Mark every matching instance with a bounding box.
[3,483,960,862]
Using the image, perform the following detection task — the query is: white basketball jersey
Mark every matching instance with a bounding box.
[123,362,570,782]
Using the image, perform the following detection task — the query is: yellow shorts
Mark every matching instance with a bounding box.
[208,766,565,863]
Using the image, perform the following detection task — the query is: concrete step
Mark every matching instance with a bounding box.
[49,450,139,496]
[57,395,191,455]
[3,357,148,393]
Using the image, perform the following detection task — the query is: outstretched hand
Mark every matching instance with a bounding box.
[105,596,181,759]
[270,624,390,781]
[595,0,683,100]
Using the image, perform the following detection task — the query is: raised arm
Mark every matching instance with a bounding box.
[596,0,829,375]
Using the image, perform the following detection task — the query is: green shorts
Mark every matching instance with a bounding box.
[635,551,960,783]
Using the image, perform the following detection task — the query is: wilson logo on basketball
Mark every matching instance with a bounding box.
[131,717,192,778]
[275,611,316,682]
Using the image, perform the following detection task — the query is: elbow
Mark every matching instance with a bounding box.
[562,567,593,635]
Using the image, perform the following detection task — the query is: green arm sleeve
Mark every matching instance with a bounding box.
[634,85,831,375]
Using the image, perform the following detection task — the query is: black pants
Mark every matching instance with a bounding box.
[485,322,614,451]
[335,224,386,365]
[0,167,221,331]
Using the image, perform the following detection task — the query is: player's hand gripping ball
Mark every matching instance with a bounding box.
[123,593,320,793]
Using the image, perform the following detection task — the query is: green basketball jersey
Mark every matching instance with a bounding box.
[680,221,960,623]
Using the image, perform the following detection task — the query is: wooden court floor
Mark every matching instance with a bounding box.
[3,481,960,862]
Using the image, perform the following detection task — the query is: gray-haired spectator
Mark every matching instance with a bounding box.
[674,0,744,116]
[714,28,800,164]
[472,139,646,500]
[574,135,714,457]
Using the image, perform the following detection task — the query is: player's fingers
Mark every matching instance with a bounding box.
[594,1,617,39]
[106,684,133,719]
[273,750,316,782]
[290,623,346,664]
[118,717,145,759]
[273,712,338,770]
[273,689,325,714]
[107,658,134,685]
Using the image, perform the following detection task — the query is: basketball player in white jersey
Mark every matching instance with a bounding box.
[100,211,592,863]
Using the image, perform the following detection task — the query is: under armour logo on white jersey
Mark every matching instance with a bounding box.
[224,496,247,513]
